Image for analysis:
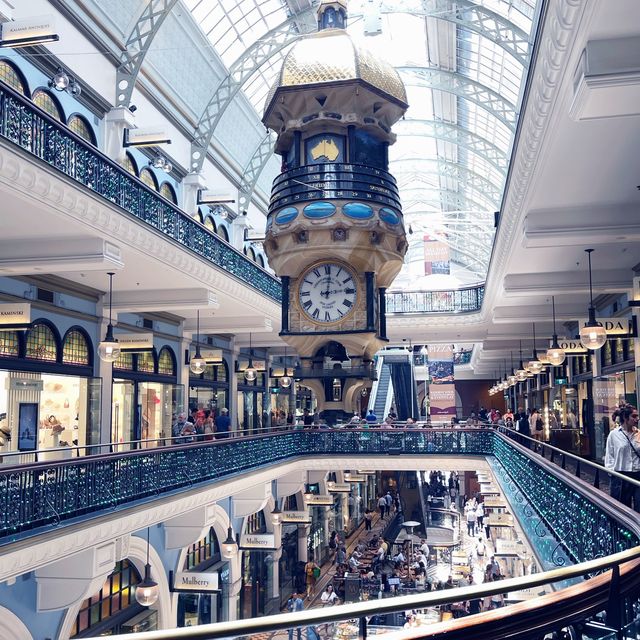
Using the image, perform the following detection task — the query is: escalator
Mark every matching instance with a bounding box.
[373,362,391,418]
[388,359,419,421]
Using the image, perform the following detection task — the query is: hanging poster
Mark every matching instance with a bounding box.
[429,384,456,417]
[18,402,38,451]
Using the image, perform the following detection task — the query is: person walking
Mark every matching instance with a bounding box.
[604,404,640,510]
[304,557,320,599]
[475,501,484,530]
[377,495,387,518]
[286,592,304,640]
[466,502,477,537]
[364,508,373,531]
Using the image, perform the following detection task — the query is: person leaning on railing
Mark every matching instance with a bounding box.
[604,404,640,511]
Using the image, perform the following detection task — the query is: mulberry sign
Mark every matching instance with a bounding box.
[171,571,219,592]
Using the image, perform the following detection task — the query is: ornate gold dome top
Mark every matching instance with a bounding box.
[264,30,407,113]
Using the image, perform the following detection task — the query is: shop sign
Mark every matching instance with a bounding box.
[495,540,522,556]
[281,511,311,524]
[239,533,276,550]
[356,470,376,475]
[556,340,587,354]
[8,378,43,391]
[327,482,351,493]
[200,349,223,363]
[345,474,366,483]
[171,571,219,593]
[577,317,633,336]
[1,15,55,44]
[304,494,334,506]
[0,302,30,328]
[117,333,154,351]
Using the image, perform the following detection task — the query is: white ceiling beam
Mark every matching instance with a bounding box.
[185,316,273,337]
[502,268,632,297]
[523,204,640,248]
[112,288,218,313]
[0,237,123,275]
[492,301,586,324]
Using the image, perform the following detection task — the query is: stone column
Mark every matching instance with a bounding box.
[182,172,207,218]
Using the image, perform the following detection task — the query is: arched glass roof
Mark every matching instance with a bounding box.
[183,0,541,288]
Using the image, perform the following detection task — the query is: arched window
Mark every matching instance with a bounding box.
[113,351,133,371]
[245,511,267,534]
[139,168,158,191]
[248,247,256,262]
[0,331,19,358]
[202,361,228,382]
[122,152,138,176]
[62,329,91,366]
[257,254,265,268]
[217,225,229,242]
[67,114,95,144]
[70,559,141,637]
[183,527,219,570]
[0,59,27,94]
[25,322,58,362]
[159,182,177,203]
[136,350,155,373]
[157,347,176,376]
[32,89,63,121]
[204,217,216,233]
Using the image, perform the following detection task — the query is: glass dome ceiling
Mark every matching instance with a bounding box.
[183,0,541,288]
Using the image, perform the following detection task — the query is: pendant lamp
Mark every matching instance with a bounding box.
[546,296,566,366]
[98,272,121,363]
[280,346,292,388]
[135,528,159,607]
[579,249,607,350]
[528,323,544,374]
[244,333,257,381]
[189,310,206,375]
[221,526,238,559]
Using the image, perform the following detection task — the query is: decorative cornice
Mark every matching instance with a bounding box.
[482,0,591,318]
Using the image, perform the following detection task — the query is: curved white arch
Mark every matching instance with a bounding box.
[0,606,32,640]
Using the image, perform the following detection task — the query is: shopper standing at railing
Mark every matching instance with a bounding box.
[214,408,231,439]
[604,404,640,510]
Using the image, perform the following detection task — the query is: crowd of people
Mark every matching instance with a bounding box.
[171,407,230,443]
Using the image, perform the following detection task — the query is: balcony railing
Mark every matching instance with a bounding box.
[386,286,485,313]
[1,428,638,565]
[0,83,282,303]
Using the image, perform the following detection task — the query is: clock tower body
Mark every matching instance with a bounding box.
[262,1,408,420]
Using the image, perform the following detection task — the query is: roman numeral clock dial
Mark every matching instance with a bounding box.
[297,263,358,324]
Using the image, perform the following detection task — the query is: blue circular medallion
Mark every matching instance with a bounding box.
[379,207,400,225]
[275,207,298,225]
[342,202,374,219]
[303,201,336,219]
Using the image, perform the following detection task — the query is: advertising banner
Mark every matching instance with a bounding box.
[428,344,454,384]
[429,384,456,417]
[423,235,450,275]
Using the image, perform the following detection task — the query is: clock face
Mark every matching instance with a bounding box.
[298,263,357,324]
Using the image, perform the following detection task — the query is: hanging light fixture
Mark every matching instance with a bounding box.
[98,272,120,363]
[579,248,607,350]
[271,481,282,526]
[546,296,566,366]
[528,323,544,374]
[516,340,527,382]
[280,346,292,388]
[49,67,81,96]
[135,528,159,607]
[508,352,517,386]
[221,526,238,559]
[244,333,257,381]
[189,310,206,375]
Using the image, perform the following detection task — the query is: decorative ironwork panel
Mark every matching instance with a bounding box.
[386,287,485,313]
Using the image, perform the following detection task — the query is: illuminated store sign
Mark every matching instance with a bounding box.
[281,511,312,524]
[0,302,30,328]
[117,333,154,351]
[327,482,351,493]
[200,349,223,363]
[577,318,633,336]
[171,571,219,592]
[304,494,334,506]
[239,533,276,550]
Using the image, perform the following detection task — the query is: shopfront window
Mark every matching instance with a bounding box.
[112,379,135,447]
[593,372,637,462]
[62,329,90,365]
[0,370,100,459]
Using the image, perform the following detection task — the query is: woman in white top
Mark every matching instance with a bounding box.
[321,584,339,605]
[605,404,640,510]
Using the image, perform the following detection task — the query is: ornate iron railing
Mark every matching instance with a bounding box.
[0,83,282,303]
[386,286,485,313]
[1,429,638,561]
